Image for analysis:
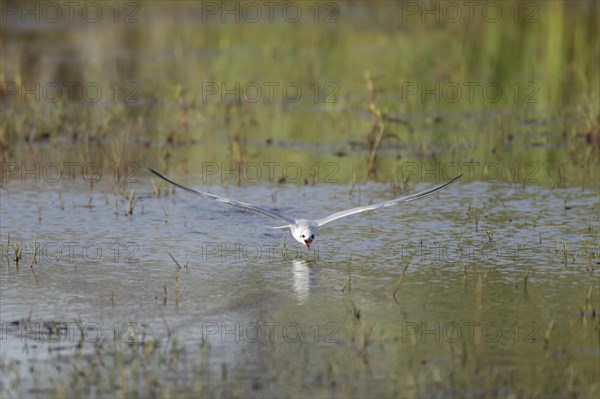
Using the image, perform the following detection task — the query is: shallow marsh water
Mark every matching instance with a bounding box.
[1,158,598,397]
[1,1,599,398]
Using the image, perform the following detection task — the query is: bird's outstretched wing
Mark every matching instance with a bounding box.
[148,168,295,225]
[316,174,462,227]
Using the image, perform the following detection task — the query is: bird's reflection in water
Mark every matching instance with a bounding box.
[291,259,318,304]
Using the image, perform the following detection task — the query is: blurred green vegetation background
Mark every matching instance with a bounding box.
[1,1,598,185]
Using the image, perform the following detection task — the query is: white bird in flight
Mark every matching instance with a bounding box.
[148,168,461,249]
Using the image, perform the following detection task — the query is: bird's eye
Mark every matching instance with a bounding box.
[311,235,314,239]
[301,234,305,238]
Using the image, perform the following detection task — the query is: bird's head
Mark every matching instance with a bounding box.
[293,227,316,249]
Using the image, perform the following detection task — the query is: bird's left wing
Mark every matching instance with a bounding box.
[148,168,295,225]
[315,174,462,227]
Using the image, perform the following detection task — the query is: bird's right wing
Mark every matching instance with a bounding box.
[316,175,462,227]
[148,168,295,225]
